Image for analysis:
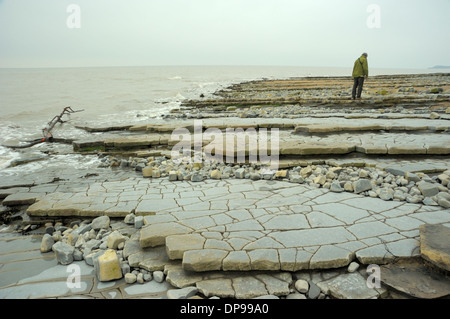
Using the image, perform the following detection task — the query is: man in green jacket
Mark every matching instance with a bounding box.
[352,53,369,100]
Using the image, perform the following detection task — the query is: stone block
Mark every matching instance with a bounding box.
[91,215,110,230]
[142,166,153,178]
[417,181,439,197]
[140,222,192,248]
[94,249,123,282]
[107,230,126,249]
[182,249,228,272]
[353,179,373,194]
[165,234,205,260]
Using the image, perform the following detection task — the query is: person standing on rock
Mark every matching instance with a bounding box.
[352,53,369,100]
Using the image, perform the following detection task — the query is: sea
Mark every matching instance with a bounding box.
[0,65,447,175]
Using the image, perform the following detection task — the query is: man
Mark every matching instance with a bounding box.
[352,53,369,100]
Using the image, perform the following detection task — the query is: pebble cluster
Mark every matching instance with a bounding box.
[40,215,165,285]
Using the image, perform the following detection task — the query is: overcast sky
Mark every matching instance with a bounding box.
[0,0,449,68]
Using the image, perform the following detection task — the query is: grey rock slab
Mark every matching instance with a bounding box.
[164,264,204,289]
[340,197,403,213]
[355,244,395,265]
[136,198,179,214]
[325,272,383,299]
[196,278,235,298]
[306,211,345,228]
[0,279,91,299]
[226,219,264,232]
[232,276,268,299]
[222,251,251,271]
[248,249,280,270]
[347,221,398,239]
[182,249,228,272]
[314,203,370,224]
[243,237,284,250]
[2,193,41,206]
[271,227,356,248]
[385,238,420,258]
[417,181,440,197]
[309,245,354,269]
[384,215,425,231]
[419,224,450,271]
[121,280,173,298]
[380,259,450,299]
[255,274,291,296]
[262,214,310,230]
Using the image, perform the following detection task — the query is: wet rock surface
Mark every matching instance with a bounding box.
[1,74,450,299]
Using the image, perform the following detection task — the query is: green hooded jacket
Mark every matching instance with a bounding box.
[352,55,369,78]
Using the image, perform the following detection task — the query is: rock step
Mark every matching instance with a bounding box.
[73,131,450,156]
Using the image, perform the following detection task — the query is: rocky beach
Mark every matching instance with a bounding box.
[1,73,449,300]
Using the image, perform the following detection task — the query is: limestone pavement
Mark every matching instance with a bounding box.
[1,168,449,299]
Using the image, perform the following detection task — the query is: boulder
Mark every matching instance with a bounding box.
[353,179,373,193]
[40,234,55,253]
[235,168,246,179]
[107,230,126,249]
[52,241,75,265]
[167,287,199,299]
[94,249,123,282]
[142,166,153,178]
[210,169,221,180]
[91,215,110,230]
[330,181,344,193]
[417,181,439,197]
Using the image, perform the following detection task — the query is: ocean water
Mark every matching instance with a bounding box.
[0,65,446,173]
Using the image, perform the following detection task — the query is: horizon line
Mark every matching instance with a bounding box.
[0,64,445,70]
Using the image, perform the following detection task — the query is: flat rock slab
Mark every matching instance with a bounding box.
[2,193,42,206]
[318,272,386,299]
[380,259,450,299]
[165,263,292,299]
[419,224,450,271]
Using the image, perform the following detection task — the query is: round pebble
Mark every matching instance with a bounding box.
[125,273,137,284]
[153,270,165,283]
[295,279,309,294]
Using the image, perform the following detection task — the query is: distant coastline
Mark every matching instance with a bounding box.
[429,65,450,69]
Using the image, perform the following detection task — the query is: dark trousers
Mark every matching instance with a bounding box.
[352,77,365,99]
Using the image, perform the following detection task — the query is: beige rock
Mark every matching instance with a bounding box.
[95,249,123,282]
[210,169,221,180]
[152,168,161,178]
[107,230,126,250]
[275,170,288,179]
[142,166,153,178]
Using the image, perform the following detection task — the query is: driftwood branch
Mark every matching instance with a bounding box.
[2,107,84,149]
